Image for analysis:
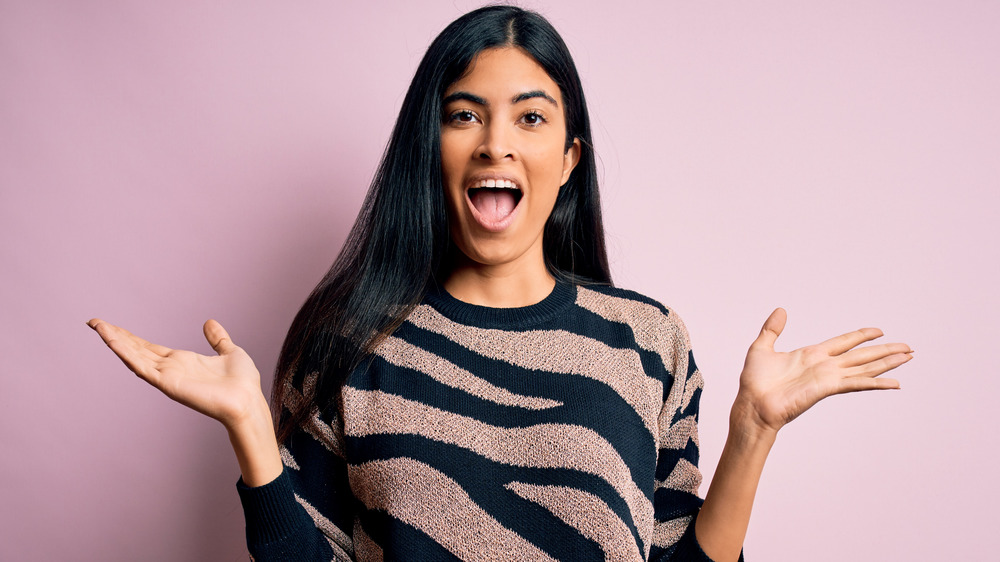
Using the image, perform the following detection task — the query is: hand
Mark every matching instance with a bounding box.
[87,318,267,431]
[733,308,912,435]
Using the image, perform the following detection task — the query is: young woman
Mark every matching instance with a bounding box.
[88,6,912,561]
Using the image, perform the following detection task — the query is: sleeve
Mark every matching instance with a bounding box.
[647,311,744,562]
[236,373,356,561]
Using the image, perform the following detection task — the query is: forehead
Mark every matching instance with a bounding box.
[444,47,561,104]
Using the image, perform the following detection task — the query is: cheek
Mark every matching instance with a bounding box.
[442,183,465,227]
[527,145,571,187]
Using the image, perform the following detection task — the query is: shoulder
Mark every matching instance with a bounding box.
[574,284,691,342]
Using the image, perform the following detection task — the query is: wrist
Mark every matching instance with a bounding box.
[224,392,273,435]
[729,395,779,446]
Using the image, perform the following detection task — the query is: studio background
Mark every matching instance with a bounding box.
[2,1,996,560]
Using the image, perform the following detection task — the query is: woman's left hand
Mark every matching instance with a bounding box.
[733,308,912,435]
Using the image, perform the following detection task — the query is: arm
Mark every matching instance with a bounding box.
[238,416,355,560]
[647,312,741,562]
[694,308,912,561]
[240,371,357,561]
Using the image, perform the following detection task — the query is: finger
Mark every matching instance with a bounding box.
[88,318,172,356]
[839,343,912,367]
[204,319,237,355]
[89,320,162,381]
[846,351,913,378]
[751,308,787,351]
[820,327,884,356]
[104,338,163,382]
[834,375,902,394]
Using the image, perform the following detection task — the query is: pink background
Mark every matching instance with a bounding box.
[2,1,997,560]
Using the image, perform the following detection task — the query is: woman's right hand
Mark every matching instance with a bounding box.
[87,318,265,430]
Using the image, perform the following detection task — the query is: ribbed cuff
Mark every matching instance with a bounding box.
[236,469,309,545]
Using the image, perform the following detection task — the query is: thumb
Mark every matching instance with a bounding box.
[204,319,237,355]
[752,308,787,351]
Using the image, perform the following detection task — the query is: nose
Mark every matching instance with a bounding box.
[476,122,515,161]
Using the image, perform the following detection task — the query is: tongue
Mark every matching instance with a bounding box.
[470,189,517,222]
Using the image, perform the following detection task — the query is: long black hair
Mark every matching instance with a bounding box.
[273,5,611,442]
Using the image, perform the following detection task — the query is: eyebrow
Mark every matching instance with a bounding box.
[442,90,558,108]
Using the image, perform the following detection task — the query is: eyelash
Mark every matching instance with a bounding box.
[445,109,548,127]
[520,111,547,126]
[448,110,480,124]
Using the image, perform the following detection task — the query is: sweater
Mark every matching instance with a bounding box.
[238,282,721,561]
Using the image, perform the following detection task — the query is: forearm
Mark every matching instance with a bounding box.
[226,394,284,487]
[695,399,776,562]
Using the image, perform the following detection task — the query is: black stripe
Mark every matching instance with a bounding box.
[653,487,702,521]
[359,509,461,560]
[285,431,357,534]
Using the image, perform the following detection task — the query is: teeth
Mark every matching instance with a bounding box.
[472,179,518,189]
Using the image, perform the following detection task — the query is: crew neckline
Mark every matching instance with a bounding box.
[424,281,576,329]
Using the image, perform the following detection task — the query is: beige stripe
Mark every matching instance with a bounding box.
[652,515,693,549]
[293,493,354,559]
[374,335,562,410]
[406,304,661,437]
[279,445,301,470]
[324,535,352,562]
[506,482,644,560]
[343,388,653,541]
[659,415,698,451]
[353,519,383,562]
[655,458,702,495]
[350,457,556,562]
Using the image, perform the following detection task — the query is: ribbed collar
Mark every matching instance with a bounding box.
[424,281,576,329]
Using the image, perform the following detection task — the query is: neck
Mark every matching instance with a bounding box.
[444,256,556,308]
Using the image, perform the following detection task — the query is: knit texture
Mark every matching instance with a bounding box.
[238,282,722,561]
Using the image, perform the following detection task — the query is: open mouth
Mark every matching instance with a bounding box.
[467,178,523,230]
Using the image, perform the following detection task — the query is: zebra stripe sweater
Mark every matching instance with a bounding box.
[238,282,720,561]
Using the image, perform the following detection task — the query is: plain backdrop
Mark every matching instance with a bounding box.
[2,1,997,560]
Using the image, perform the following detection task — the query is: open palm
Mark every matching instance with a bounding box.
[737,308,912,433]
[88,318,265,429]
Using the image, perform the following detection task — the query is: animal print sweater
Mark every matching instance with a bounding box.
[238,282,724,561]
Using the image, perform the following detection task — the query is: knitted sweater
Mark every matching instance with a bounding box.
[238,282,721,561]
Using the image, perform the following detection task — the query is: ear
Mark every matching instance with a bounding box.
[560,137,581,186]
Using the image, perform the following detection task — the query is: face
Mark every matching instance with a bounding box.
[440,47,581,276]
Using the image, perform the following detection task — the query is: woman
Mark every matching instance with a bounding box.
[88,6,911,561]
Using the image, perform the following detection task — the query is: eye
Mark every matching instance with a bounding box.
[520,110,547,127]
[447,109,480,124]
